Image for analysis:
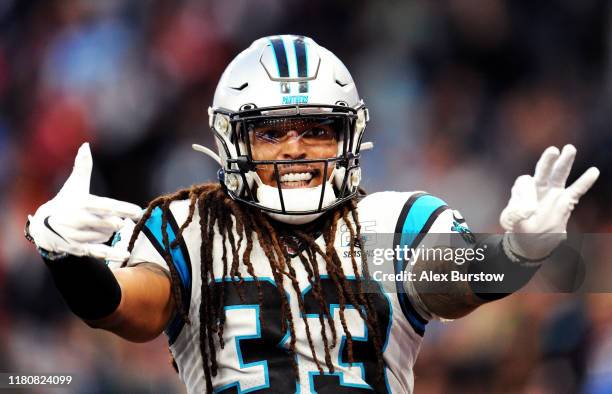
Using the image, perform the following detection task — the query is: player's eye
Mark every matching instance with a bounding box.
[254,128,286,143]
[249,117,339,145]
[302,120,337,142]
[304,127,333,139]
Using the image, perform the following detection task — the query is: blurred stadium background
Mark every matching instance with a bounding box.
[0,0,611,393]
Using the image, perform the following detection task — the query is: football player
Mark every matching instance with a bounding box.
[25,35,599,393]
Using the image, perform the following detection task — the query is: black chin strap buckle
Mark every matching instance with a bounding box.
[236,155,254,172]
[336,152,357,169]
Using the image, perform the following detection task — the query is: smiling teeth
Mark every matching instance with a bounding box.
[280,172,313,182]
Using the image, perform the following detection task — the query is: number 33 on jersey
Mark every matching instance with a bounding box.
[109,191,460,393]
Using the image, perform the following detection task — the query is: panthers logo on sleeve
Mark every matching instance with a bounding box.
[450,210,475,244]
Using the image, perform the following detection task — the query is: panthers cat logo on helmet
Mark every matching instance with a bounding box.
[195,35,370,224]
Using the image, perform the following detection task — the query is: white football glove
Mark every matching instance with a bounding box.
[27,143,142,262]
[499,144,599,260]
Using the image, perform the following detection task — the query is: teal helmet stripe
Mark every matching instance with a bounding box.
[294,36,309,93]
[269,37,289,77]
[268,36,311,94]
[269,36,291,94]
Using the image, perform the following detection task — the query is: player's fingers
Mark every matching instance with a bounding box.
[85,243,130,262]
[58,143,93,197]
[58,243,87,258]
[61,228,112,243]
[549,144,576,187]
[567,167,600,200]
[79,215,124,232]
[533,146,560,187]
[84,195,143,220]
[55,210,124,233]
[100,215,125,230]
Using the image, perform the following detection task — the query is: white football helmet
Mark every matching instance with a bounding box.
[197,35,370,224]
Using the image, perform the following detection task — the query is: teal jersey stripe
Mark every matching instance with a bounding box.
[143,206,191,344]
[400,195,448,249]
[394,193,448,335]
[145,207,191,289]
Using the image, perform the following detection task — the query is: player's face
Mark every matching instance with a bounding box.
[247,117,340,188]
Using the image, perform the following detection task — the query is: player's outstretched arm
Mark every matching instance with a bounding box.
[26,143,174,342]
[409,144,599,320]
[91,261,174,342]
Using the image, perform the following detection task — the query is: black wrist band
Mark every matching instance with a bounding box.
[502,233,552,266]
[468,235,542,301]
[44,255,122,321]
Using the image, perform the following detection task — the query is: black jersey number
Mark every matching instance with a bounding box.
[214,277,390,393]
[302,277,391,393]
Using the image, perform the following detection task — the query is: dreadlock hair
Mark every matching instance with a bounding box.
[123,183,385,392]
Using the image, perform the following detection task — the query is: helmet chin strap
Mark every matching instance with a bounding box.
[252,171,337,225]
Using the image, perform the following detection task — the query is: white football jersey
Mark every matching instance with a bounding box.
[109,191,468,394]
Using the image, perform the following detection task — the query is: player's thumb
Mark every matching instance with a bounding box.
[58,143,93,197]
[500,205,528,231]
[500,175,537,230]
